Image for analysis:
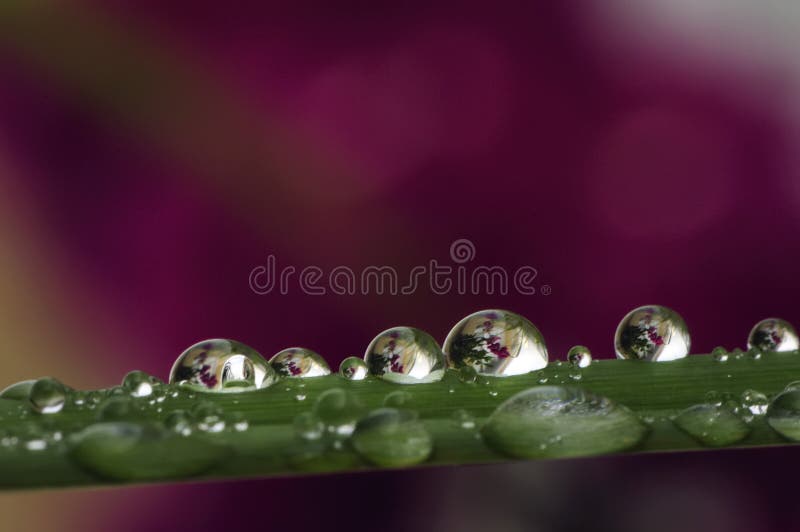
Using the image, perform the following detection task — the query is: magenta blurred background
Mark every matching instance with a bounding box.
[1,1,799,530]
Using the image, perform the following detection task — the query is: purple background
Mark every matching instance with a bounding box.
[0,2,798,530]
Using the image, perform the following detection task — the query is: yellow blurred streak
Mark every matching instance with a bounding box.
[0,145,135,389]
[0,1,369,248]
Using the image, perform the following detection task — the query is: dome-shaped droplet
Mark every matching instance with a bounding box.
[0,380,35,401]
[28,378,67,414]
[673,403,750,447]
[747,318,799,353]
[567,346,592,368]
[614,305,690,361]
[481,386,646,459]
[351,408,433,467]
[169,339,276,392]
[339,357,368,381]
[69,422,228,480]
[192,401,226,433]
[741,389,769,416]
[270,348,330,378]
[122,371,162,398]
[313,388,364,437]
[164,410,192,436]
[365,327,445,384]
[766,390,800,440]
[443,309,548,377]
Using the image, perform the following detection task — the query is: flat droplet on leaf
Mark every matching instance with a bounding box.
[351,408,433,467]
[673,404,750,447]
[481,386,646,459]
[0,380,36,401]
[766,390,800,440]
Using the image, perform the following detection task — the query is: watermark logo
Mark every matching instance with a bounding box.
[249,239,551,296]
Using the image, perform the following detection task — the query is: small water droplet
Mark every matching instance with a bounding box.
[270,348,330,378]
[568,370,582,381]
[443,309,548,377]
[488,390,499,397]
[295,394,307,402]
[339,357,368,380]
[28,378,67,414]
[766,390,800,440]
[0,380,35,401]
[567,346,592,368]
[313,388,364,437]
[383,390,413,408]
[227,412,249,433]
[741,389,769,416]
[614,305,690,361]
[748,318,799,353]
[164,410,192,436]
[711,346,728,362]
[351,408,433,467]
[97,397,136,422]
[458,366,478,384]
[69,422,228,480]
[122,371,162,398]
[192,402,226,433]
[536,371,548,384]
[785,381,800,392]
[293,412,324,441]
[170,339,276,392]
[451,409,476,430]
[673,403,750,446]
[365,327,445,384]
[481,386,647,458]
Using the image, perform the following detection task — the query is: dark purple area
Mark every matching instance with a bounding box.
[0,2,797,530]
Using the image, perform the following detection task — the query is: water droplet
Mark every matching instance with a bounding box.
[0,380,35,400]
[228,412,249,432]
[294,394,307,402]
[452,409,476,430]
[481,386,647,458]
[365,327,445,384]
[192,402,225,433]
[748,318,799,353]
[270,348,330,378]
[170,339,276,392]
[313,388,364,437]
[164,410,192,436]
[741,389,769,416]
[673,404,750,447]
[69,422,227,480]
[567,346,592,368]
[28,378,67,414]
[731,348,745,360]
[785,381,800,392]
[488,390,499,397]
[351,408,433,467]
[458,366,478,384]
[536,371,548,384]
[443,309,548,377]
[711,346,728,362]
[293,412,324,441]
[615,305,690,361]
[766,390,800,440]
[383,391,413,408]
[122,371,162,398]
[339,356,369,380]
[747,347,763,360]
[97,397,136,422]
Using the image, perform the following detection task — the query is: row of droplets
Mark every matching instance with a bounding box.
[168,305,799,392]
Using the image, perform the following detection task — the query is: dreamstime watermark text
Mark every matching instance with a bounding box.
[249,239,551,296]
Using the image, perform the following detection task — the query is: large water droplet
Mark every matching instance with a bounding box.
[747,318,799,353]
[122,371,162,398]
[313,388,364,437]
[365,327,445,384]
[351,408,433,467]
[0,380,35,401]
[481,386,646,458]
[614,305,690,361]
[443,309,548,377]
[766,390,800,440]
[170,339,276,392]
[567,346,592,368]
[28,378,67,414]
[339,357,368,381]
[270,348,330,378]
[69,422,227,480]
[673,404,750,447]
